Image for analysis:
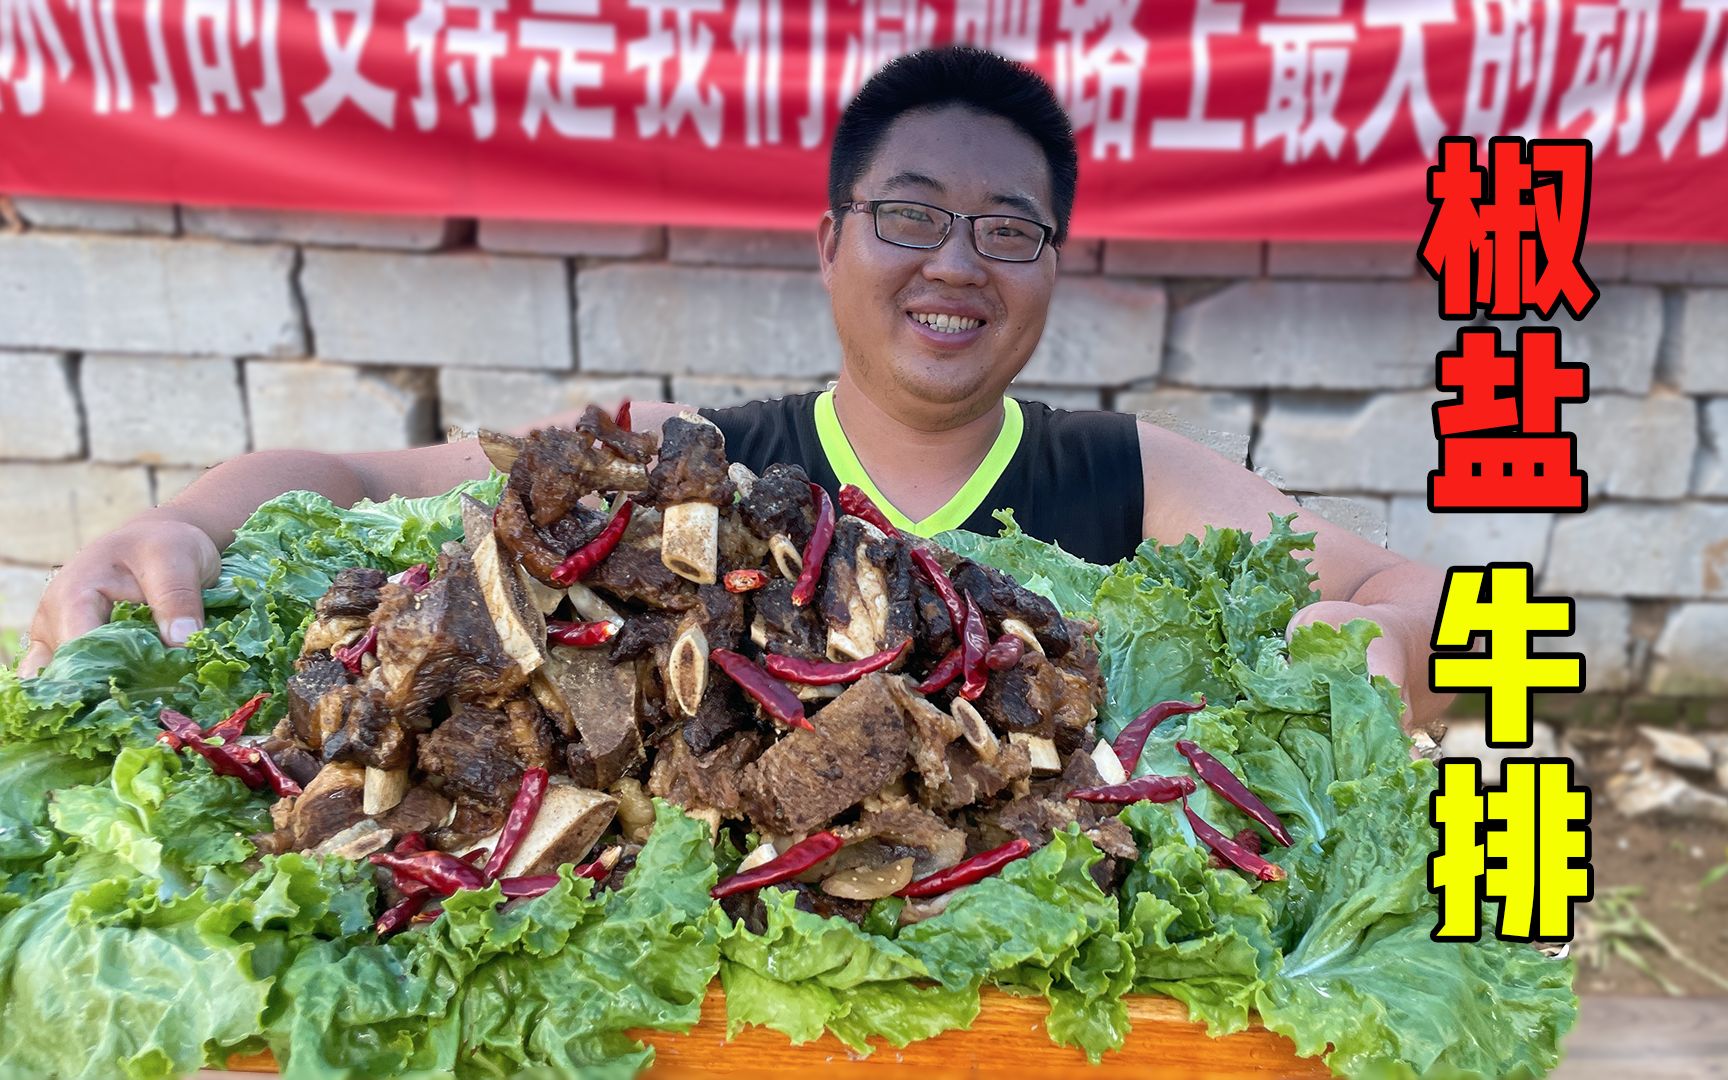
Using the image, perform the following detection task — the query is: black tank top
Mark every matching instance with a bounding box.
[697,391,1144,566]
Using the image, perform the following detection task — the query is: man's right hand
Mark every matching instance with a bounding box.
[20,514,222,678]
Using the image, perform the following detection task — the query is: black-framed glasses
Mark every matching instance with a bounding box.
[840,199,1055,263]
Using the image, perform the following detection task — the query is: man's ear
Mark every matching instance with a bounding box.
[817,211,840,287]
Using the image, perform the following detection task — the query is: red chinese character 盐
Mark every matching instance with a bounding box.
[1430,327,1589,511]
[1421,136,1600,321]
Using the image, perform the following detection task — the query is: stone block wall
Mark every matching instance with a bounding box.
[1,195,1724,704]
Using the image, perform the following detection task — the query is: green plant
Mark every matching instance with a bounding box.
[1579,886,1728,995]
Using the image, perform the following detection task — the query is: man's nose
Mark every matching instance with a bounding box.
[920,225,991,286]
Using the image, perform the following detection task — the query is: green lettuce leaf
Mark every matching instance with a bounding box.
[934,509,1106,619]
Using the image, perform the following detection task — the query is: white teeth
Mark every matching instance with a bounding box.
[910,312,982,333]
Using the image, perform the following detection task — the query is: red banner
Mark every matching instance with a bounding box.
[1,1,1723,242]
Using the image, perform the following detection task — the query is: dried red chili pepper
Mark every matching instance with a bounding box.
[837,484,899,537]
[723,568,770,593]
[711,831,844,898]
[369,850,490,895]
[790,483,835,607]
[155,708,205,754]
[984,634,1023,672]
[203,691,271,744]
[710,648,813,731]
[762,639,909,686]
[615,398,632,432]
[395,832,428,857]
[158,709,271,788]
[398,563,432,594]
[546,619,619,648]
[1176,740,1293,847]
[410,901,444,926]
[959,595,989,701]
[897,838,1032,898]
[550,499,635,586]
[375,892,433,936]
[909,547,966,630]
[231,745,303,798]
[1066,774,1196,804]
[915,647,964,695]
[1111,696,1207,774]
[498,873,562,900]
[1209,828,1263,870]
[1184,800,1285,881]
[482,767,550,882]
[334,626,379,674]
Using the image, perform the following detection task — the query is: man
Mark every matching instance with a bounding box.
[22,47,1447,730]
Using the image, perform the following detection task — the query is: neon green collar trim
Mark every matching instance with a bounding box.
[814,389,1023,538]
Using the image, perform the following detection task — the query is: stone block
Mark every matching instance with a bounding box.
[670,377,829,411]
[1103,240,1262,278]
[1266,242,1418,279]
[669,228,820,269]
[1386,495,1554,570]
[81,355,247,466]
[1166,282,1439,389]
[1507,285,1663,394]
[1545,503,1728,599]
[14,196,177,234]
[1058,237,1103,274]
[1694,398,1728,496]
[301,250,572,369]
[0,351,82,459]
[577,265,839,378]
[478,220,665,258]
[0,563,51,635]
[1022,277,1164,386]
[440,370,663,433]
[0,463,153,564]
[1295,494,1389,546]
[1119,387,1255,464]
[1570,392,1697,499]
[1254,392,1434,493]
[180,207,454,249]
[1625,245,1728,285]
[1010,385,1106,410]
[1572,598,1636,693]
[246,361,436,453]
[0,234,303,356]
[1671,288,1728,393]
[1649,603,1728,695]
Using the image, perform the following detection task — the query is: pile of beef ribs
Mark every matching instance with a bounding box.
[254,406,1139,923]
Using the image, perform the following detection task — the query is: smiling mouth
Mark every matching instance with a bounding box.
[906,311,986,335]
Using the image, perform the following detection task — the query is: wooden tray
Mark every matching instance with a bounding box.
[224,987,1330,1078]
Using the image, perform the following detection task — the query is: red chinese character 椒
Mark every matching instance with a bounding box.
[1420,136,1600,321]
[1429,327,1589,512]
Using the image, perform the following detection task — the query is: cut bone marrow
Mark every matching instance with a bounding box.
[661,501,720,585]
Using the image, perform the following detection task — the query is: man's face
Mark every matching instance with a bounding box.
[818,105,1059,427]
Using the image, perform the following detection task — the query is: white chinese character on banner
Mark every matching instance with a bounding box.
[1462,0,1563,140]
[1055,0,1147,161]
[799,0,830,148]
[1354,0,1453,160]
[837,0,936,108]
[408,0,509,139]
[0,0,71,114]
[1255,0,1355,163]
[732,0,784,146]
[521,0,617,139]
[627,0,724,146]
[955,0,1041,64]
[144,0,179,116]
[1659,0,1728,158]
[1557,0,1659,154]
[1151,0,1245,151]
[183,0,284,123]
[68,0,131,114]
[302,0,396,127]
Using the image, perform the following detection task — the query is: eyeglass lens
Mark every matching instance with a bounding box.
[874,201,1044,262]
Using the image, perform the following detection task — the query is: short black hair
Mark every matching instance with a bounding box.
[828,46,1079,249]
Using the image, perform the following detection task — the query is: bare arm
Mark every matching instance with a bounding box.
[21,440,490,676]
[1137,421,1450,734]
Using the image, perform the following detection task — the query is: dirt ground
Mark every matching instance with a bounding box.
[1566,726,1728,997]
